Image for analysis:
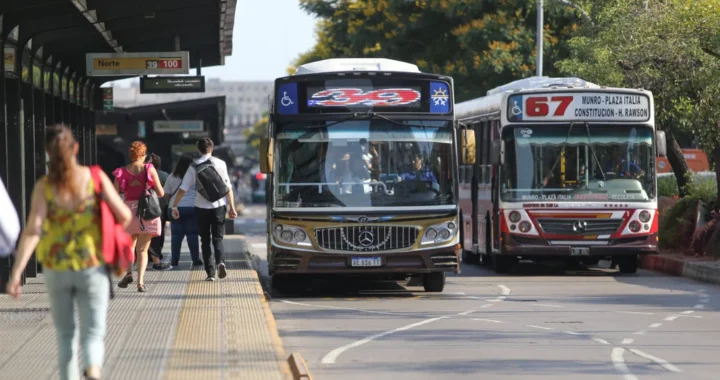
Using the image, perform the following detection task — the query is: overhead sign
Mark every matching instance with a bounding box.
[507,92,651,122]
[153,120,204,133]
[139,75,205,94]
[86,51,190,76]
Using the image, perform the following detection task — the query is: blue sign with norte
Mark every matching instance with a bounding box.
[277,82,298,115]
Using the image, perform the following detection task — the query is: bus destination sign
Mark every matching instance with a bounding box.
[140,76,205,94]
[507,92,651,123]
[86,52,190,76]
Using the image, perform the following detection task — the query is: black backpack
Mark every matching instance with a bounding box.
[137,166,163,230]
[195,159,230,202]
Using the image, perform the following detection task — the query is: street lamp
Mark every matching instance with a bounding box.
[536,0,593,77]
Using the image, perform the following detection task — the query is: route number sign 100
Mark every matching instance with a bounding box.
[525,96,574,117]
[146,59,182,70]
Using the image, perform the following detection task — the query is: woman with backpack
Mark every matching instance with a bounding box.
[113,141,168,292]
[164,154,202,267]
[6,125,132,380]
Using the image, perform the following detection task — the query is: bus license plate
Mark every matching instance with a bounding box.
[571,247,590,256]
[351,257,382,267]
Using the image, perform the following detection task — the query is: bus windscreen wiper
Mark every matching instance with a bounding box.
[545,122,575,188]
[584,122,606,182]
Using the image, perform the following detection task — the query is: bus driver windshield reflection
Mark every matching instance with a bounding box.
[274,120,453,208]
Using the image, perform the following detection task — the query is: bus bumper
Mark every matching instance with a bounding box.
[269,244,461,275]
[500,233,658,257]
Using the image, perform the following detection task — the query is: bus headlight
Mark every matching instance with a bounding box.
[273,223,311,246]
[639,211,651,223]
[629,221,642,233]
[519,221,532,233]
[422,221,458,245]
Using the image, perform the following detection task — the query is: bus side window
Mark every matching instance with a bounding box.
[484,120,495,184]
[479,121,488,184]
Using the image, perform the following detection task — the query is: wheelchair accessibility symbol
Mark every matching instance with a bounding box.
[280,91,294,107]
[511,101,522,116]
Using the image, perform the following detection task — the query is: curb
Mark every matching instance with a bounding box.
[287,352,313,380]
[640,254,720,285]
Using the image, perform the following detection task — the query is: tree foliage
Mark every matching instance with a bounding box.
[294,0,586,101]
[243,111,270,156]
[556,0,720,198]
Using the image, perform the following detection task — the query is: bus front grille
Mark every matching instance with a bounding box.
[314,226,419,252]
[536,218,624,235]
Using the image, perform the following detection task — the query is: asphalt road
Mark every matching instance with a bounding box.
[237,205,720,380]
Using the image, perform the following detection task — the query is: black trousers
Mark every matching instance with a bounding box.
[196,205,227,276]
[148,208,167,260]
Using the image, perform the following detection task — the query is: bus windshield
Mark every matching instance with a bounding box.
[501,125,655,202]
[274,120,454,208]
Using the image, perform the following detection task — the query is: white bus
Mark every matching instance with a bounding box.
[455,77,667,274]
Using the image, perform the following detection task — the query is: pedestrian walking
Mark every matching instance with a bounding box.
[114,141,170,293]
[164,154,202,267]
[148,153,169,263]
[171,138,237,281]
[6,125,132,380]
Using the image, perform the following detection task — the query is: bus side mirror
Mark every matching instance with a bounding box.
[461,129,476,165]
[656,131,667,157]
[259,137,274,174]
[491,140,504,165]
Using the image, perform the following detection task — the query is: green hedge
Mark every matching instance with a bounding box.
[658,173,718,250]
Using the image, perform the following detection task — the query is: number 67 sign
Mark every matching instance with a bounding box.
[507,92,651,122]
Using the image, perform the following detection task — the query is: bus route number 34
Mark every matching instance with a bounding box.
[525,96,573,117]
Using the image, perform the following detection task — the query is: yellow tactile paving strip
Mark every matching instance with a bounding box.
[164,237,290,380]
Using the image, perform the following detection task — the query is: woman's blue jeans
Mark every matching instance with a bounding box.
[44,266,109,380]
[170,206,200,263]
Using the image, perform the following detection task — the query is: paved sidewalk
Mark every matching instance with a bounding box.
[0,236,290,380]
[640,252,720,285]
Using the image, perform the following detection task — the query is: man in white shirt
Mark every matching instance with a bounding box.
[171,138,238,281]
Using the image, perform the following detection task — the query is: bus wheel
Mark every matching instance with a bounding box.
[493,255,514,274]
[618,256,638,274]
[423,272,446,292]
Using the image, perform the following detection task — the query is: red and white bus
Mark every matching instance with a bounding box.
[456,77,667,273]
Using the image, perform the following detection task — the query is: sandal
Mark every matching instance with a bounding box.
[137,284,147,293]
[118,274,133,289]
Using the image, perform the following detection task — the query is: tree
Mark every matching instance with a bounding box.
[244,111,270,157]
[294,0,588,101]
[556,0,720,198]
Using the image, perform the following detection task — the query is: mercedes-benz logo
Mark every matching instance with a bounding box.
[573,220,588,232]
[358,216,368,223]
[358,230,375,247]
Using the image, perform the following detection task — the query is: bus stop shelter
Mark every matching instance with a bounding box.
[0,0,236,287]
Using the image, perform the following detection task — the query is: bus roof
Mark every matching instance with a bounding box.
[486,76,600,95]
[294,58,421,75]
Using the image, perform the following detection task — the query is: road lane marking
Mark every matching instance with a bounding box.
[480,304,494,308]
[700,299,710,303]
[458,310,475,316]
[681,310,694,315]
[629,349,682,373]
[563,331,583,335]
[649,323,662,328]
[622,339,634,345]
[320,316,449,364]
[664,316,679,321]
[498,285,511,296]
[526,325,554,330]
[592,338,610,345]
[616,311,654,315]
[251,243,266,249]
[694,304,705,309]
[633,331,645,335]
[611,348,639,380]
[472,318,504,323]
[534,303,563,308]
[699,293,710,298]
